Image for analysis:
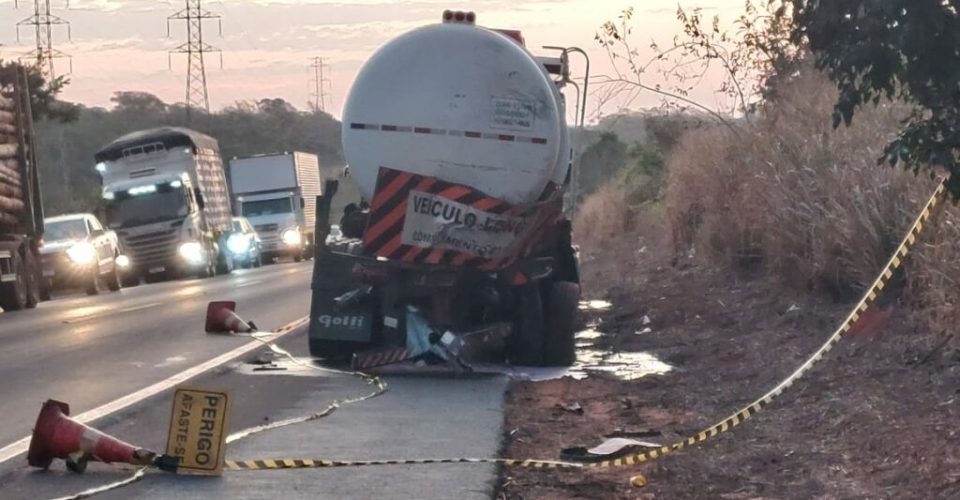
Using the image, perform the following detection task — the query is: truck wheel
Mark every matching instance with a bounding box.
[24,249,40,308]
[541,281,580,366]
[216,254,233,275]
[509,284,545,366]
[0,252,29,311]
[253,254,263,268]
[105,267,122,292]
[40,279,52,301]
[85,272,101,296]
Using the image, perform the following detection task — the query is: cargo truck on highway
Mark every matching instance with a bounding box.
[228,152,321,263]
[309,11,585,367]
[0,65,44,311]
[95,127,234,284]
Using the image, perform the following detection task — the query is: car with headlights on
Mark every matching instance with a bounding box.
[226,217,262,268]
[40,214,125,297]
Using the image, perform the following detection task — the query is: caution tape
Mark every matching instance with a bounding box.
[221,179,948,480]
[226,457,581,470]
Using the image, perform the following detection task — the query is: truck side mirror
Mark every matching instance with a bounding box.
[194,187,205,210]
[90,229,105,238]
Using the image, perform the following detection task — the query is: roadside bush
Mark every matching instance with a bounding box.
[662,65,960,347]
[573,184,631,248]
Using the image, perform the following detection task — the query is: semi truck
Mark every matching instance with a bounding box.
[95,127,233,284]
[228,152,321,263]
[0,65,44,311]
[308,11,585,367]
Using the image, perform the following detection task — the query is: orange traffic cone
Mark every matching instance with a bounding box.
[205,301,257,333]
[27,399,178,473]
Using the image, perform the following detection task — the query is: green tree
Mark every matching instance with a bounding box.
[787,0,960,197]
[578,131,628,195]
[0,60,78,122]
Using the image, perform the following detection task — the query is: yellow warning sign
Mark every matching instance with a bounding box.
[166,386,231,475]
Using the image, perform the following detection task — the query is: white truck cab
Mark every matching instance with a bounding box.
[229,152,321,263]
[96,128,232,283]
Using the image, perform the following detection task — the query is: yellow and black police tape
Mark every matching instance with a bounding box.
[223,178,949,487]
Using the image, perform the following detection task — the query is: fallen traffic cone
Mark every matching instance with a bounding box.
[205,301,257,333]
[27,399,178,473]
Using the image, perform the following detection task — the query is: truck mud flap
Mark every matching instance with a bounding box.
[309,288,374,343]
[309,251,374,345]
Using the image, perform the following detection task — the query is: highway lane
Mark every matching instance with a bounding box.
[0,260,315,449]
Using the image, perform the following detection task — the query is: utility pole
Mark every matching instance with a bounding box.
[15,0,72,79]
[308,56,331,113]
[168,0,222,123]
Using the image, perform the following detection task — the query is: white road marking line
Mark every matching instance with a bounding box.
[0,316,309,465]
[61,302,163,324]
[235,279,264,288]
[118,302,163,313]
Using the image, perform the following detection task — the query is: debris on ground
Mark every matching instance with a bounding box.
[498,236,960,499]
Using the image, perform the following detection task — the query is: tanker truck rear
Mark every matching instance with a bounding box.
[309,11,584,367]
[0,65,44,311]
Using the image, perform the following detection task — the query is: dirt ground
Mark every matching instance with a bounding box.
[498,234,960,499]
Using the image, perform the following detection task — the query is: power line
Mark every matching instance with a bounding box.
[167,0,222,123]
[309,56,332,113]
[14,0,72,79]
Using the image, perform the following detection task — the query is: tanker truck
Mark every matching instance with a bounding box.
[309,10,584,367]
[0,65,44,311]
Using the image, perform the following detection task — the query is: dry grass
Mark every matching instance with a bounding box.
[577,65,960,349]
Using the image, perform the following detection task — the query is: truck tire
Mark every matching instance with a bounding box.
[105,267,122,292]
[0,252,29,311]
[85,271,100,296]
[24,249,40,309]
[215,253,233,275]
[40,279,52,301]
[541,281,580,366]
[509,284,545,366]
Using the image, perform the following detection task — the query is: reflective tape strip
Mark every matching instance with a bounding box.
[349,123,548,145]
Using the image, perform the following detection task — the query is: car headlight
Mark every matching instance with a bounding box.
[178,241,206,265]
[227,234,251,255]
[66,242,97,265]
[281,228,301,246]
[115,255,131,268]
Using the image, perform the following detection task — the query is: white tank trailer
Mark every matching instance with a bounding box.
[310,10,588,367]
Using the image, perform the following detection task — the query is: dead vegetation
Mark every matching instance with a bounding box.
[579,66,960,351]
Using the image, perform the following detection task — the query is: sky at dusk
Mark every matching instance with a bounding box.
[0,0,745,120]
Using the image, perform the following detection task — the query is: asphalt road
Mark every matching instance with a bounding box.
[0,260,510,500]
[0,260,314,449]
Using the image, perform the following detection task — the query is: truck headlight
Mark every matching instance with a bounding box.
[281,228,301,247]
[66,242,97,265]
[115,255,131,268]
[227,234,251,255]
[178,242,206,265]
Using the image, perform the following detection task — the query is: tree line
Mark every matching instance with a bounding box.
[32,91,343,216]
